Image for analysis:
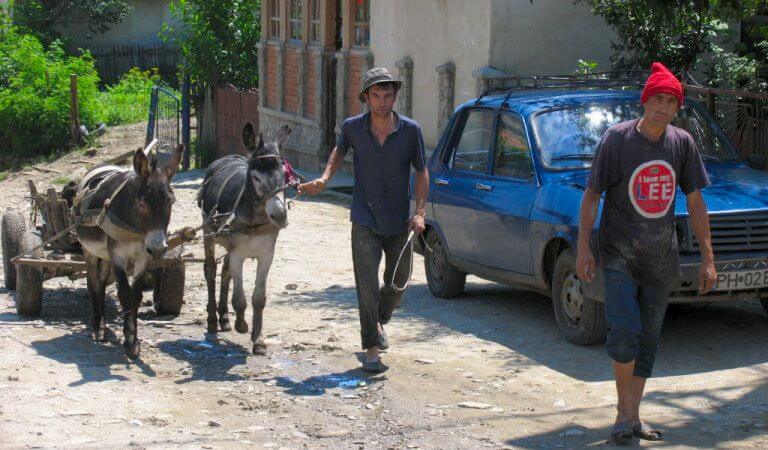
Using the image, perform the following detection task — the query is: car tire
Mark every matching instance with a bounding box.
[2,209,26,290]
[551,248,606,345]
[424,230,466,298]
[16,231,43,317]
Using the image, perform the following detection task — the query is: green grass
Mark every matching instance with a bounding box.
[0,171,7,182]
[51,176,72,185]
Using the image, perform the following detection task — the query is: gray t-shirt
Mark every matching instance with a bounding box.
[586,119,711,284]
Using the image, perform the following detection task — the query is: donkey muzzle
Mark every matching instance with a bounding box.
[266,197,288,229]
[145,230,168,260]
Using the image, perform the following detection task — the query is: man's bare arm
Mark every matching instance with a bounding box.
[298,146,344,195]
[576,189,601,283]
[687,190,717,293]
[409,169,430,235]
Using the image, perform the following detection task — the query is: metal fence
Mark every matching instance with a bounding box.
[146,85,180,155]
[684,84,768,166]
[84,43,182,85]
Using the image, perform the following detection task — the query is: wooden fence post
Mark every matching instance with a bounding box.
[69,74,81,145]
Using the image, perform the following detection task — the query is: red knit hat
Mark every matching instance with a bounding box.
[641,62,683,106]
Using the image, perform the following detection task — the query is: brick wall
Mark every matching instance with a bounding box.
[266,45,279,109]
[347,54,365,117]
[283,48,300,114]
[305,54,318,120]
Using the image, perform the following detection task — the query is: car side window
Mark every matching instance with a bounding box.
[494,113,533,179]
[451,109,494,174]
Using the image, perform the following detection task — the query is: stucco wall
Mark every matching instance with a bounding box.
[489,0,615,76]
[66,0,179,48]
[370,0,493,148]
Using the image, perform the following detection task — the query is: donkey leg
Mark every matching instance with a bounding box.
[97,260,111,338]
[218,256,232,331]
[129,272,147,359]
[85,254,104,341]
[203,235,218,333]
[112,262,139,359]
[251,244,276,355]
[228,254,248,334]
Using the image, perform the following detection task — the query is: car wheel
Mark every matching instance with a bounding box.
[424,230,466,298]
[2,209,26,290]
[16,231,43,317]
[551,248,606,345]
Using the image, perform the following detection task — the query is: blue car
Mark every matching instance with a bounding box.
[417,83,768,346]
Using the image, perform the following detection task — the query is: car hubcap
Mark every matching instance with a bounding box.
[561,272,584,324]
[428,237,446,286]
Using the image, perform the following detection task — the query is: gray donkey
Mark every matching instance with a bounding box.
[197,125,291,355]
[74,145,183,359]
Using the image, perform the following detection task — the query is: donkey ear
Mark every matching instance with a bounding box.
[133,148,151,180]
[163,144,184,179]
[273,125,291,146]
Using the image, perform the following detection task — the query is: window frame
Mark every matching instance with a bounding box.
[445,107,497,176]
[268,0,281,40]
[489,111,536,181]
[309,0,321,43]
[352,0,370,48]
[288,0,303,42]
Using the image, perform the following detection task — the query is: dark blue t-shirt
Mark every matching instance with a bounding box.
[337,112,427,235]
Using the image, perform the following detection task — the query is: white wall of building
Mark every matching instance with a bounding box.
[371,0,493,147]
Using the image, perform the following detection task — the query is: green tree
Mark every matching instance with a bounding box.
[11,0,131,46]
[162,0,262,90]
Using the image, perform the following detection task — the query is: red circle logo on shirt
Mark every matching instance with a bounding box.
[628,160,676,219]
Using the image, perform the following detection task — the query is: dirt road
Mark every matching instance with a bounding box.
[1,124,768,449]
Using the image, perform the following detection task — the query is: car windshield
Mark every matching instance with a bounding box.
[532,100,739,170]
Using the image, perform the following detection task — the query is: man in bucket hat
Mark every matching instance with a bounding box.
[576,62,717,444]
[299,67,429,373]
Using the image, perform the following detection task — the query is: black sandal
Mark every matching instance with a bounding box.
[611,421,634,446]
[632,422,662,441]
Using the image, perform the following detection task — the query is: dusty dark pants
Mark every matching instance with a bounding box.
[351,224,412,350]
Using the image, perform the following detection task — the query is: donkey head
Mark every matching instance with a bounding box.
[133,144,183,259]
[248,125,291,229]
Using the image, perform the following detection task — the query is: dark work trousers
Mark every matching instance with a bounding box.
[351,223,412,350]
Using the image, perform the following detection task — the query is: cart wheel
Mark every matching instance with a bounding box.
[16,231,43,317]
[2,209,26,290]
[153,257,185,316]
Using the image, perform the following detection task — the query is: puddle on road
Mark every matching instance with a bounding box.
[326,375,367,389]
[162,339,249,359]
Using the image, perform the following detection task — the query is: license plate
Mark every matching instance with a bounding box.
[715,269,768,291]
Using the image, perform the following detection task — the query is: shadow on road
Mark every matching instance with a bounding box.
[294,272,768,382]
[156,335,249,384]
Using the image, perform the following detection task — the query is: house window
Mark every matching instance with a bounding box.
[353,0,370,47]
[289,0,303,41]
[269,0,280,39]
[310,0,321,43]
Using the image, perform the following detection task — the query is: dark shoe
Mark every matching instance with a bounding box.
[611,420,634,446]
[361,360,388,373]
[377,325,389,350]
[632,422,662,441]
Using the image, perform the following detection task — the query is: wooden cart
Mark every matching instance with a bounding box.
[1,178,189,317]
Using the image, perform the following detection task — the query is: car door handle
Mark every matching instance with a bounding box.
[435,178,450,186]
[475,183,493,191]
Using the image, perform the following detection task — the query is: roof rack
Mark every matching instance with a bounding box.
[476,70,649,107]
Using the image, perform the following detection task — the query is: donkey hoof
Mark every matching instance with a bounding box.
[252,340,267,355]
[235,320,249,334]
[207,320,219,334]
[124,339,141,360]
[219,319,232,332]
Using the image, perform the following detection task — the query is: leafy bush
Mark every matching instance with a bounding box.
[96,67,162,125]
[0,25,100,166]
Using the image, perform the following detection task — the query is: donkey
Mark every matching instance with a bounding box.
[74,145,182,359]
[197,125,291,355]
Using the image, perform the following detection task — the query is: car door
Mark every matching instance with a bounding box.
[431,107,494,263]
[473,112,537,274]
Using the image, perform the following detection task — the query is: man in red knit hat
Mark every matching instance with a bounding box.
[576,62,717,444]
